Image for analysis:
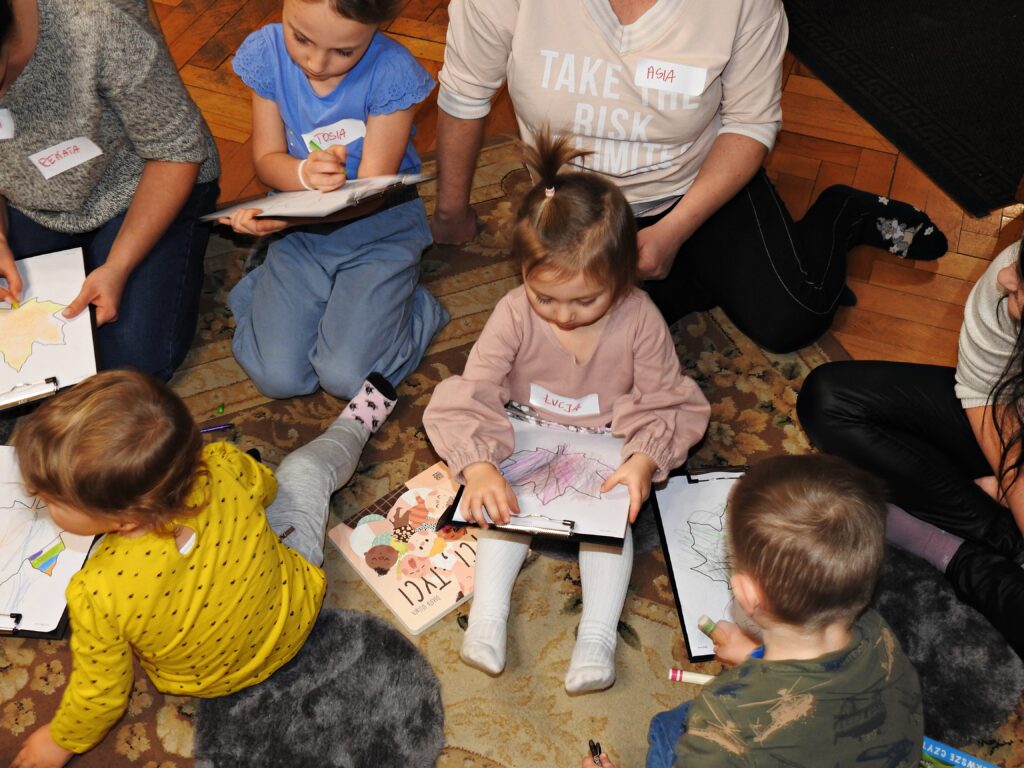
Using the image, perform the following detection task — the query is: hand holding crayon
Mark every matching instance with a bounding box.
[698,614,762,667]
[299,142,347,193]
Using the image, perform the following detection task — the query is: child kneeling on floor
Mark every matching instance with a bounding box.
[9,369,396,768]
[585,454,924,768]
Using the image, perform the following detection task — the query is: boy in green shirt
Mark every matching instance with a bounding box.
[585,454,923,768]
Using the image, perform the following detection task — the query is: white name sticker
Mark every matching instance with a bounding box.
[0,109,14,140]
[530,383,601,418]
[634,58,707,96]
[29,137,103,179]
[302,118,367,151]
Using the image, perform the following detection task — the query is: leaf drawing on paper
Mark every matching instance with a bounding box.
[677,507,731,585]
[500,444,614,506]
[0,489,67,611]
[0,298,69,372]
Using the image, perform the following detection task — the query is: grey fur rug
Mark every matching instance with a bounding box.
[195,609,444,768]
[875,545,1024,745]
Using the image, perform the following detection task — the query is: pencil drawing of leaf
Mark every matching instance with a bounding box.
[500,444,614,506]
[683,514,731,585]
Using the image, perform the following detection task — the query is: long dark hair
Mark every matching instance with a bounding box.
[0,0,13,49]
[988,239,1024,497]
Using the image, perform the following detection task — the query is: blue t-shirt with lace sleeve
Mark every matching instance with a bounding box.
[232,25,433,178]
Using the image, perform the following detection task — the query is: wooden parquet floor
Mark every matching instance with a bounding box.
[152,0,1023,367]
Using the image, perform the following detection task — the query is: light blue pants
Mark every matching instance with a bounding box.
[229,199,449,399]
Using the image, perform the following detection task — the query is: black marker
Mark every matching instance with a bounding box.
[588,739,603,767]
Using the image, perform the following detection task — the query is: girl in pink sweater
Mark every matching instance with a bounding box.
[424,132,710,693]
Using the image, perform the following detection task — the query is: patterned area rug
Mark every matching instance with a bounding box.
[2,144,1023,766]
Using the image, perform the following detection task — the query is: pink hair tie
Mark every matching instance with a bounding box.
[544,186,555,198]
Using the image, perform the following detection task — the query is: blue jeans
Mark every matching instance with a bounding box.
[229,198,449,399]
[6,180,219,381]
[646,701,691,768]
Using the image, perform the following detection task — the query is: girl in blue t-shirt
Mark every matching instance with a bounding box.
[220,0,448,399]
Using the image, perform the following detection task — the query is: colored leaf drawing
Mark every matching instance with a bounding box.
[0,298,68,372]
[499,444,614,506]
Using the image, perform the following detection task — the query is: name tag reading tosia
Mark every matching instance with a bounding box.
[0,109,14,140]
[530,383,601,417]
[634,58,707,96]
[302,118,367,151]
[29,137,103,179]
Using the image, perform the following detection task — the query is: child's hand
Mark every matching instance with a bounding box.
[462,462,519,526]
[300,146,347,192]
[11,723,74,768]
[0,238,22,305]
[709,619,761,667]
[600,453,658,523]
[218,207,290,237]
[582,752,616,768]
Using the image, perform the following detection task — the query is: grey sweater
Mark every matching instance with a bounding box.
[0,0,219,233]
[955,241,1022,408]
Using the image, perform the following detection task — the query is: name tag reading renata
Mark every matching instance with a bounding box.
[634,58,707,96]
[530,383,601,418]
[0,109,14,140]
[29,137,103,179]
[301,118,367,151]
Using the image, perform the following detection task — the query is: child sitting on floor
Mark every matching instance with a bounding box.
[424,131,711,693]
[583,454,923,768]
[220,0,447,400]
[9,369,396,767]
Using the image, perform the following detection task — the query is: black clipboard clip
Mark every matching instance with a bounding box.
[503,513,576,538]
[0,376,59,411]
[685,465,749,484]
[1,612,23,633]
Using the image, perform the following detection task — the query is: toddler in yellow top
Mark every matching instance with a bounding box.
[9,368,398,768]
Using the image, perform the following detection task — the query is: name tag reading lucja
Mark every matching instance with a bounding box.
[530,383,601,417]
[29,137,103,180]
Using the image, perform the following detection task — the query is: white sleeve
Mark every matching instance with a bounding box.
[437,0,519,119]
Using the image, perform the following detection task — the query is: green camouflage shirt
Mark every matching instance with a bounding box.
[676,610,923,767]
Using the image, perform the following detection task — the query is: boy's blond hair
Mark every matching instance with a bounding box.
[12,370,206,530]
[728,454,887,629]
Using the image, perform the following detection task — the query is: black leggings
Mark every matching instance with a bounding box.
[642,171,868,353]
[797,360,1024,655]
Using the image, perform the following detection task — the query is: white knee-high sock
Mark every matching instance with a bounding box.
[461,528,531,674]
[566,526,634,693]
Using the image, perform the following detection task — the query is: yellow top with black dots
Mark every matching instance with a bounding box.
[50,442,327,753]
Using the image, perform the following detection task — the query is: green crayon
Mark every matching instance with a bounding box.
[216,402,225,415]
[308,139,323,151]
[698,614,716,637]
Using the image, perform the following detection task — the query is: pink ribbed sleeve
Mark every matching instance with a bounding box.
[423,294,520,482]
[611,300,710,481]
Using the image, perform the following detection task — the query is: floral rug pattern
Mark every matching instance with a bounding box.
[2,148,1021,767]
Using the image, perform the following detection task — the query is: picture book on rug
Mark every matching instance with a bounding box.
[442,412,630,541]
[0,446,95,637]
[203,173,428,220]
[653,469,744,662]
[0,248,96,410]
[328,462,477,635]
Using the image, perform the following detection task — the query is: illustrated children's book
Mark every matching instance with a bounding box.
[203,173,428,220]
[0,248,96,410]
[920,737,998,767]
[653,469,744,662]
[328,462,477,635]
[442,411,631,541]
[0,446,96,637]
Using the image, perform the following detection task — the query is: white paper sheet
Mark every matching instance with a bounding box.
[0,447,95,634]
[203,173,427,220]
[0,248,96,402]
[656,471,743,659]
[452,417,630,539]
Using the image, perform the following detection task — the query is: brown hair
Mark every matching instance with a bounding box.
[513,129,638,305]
[309,0,405,24]
[727,454,887,629]
[12,370,207,531]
